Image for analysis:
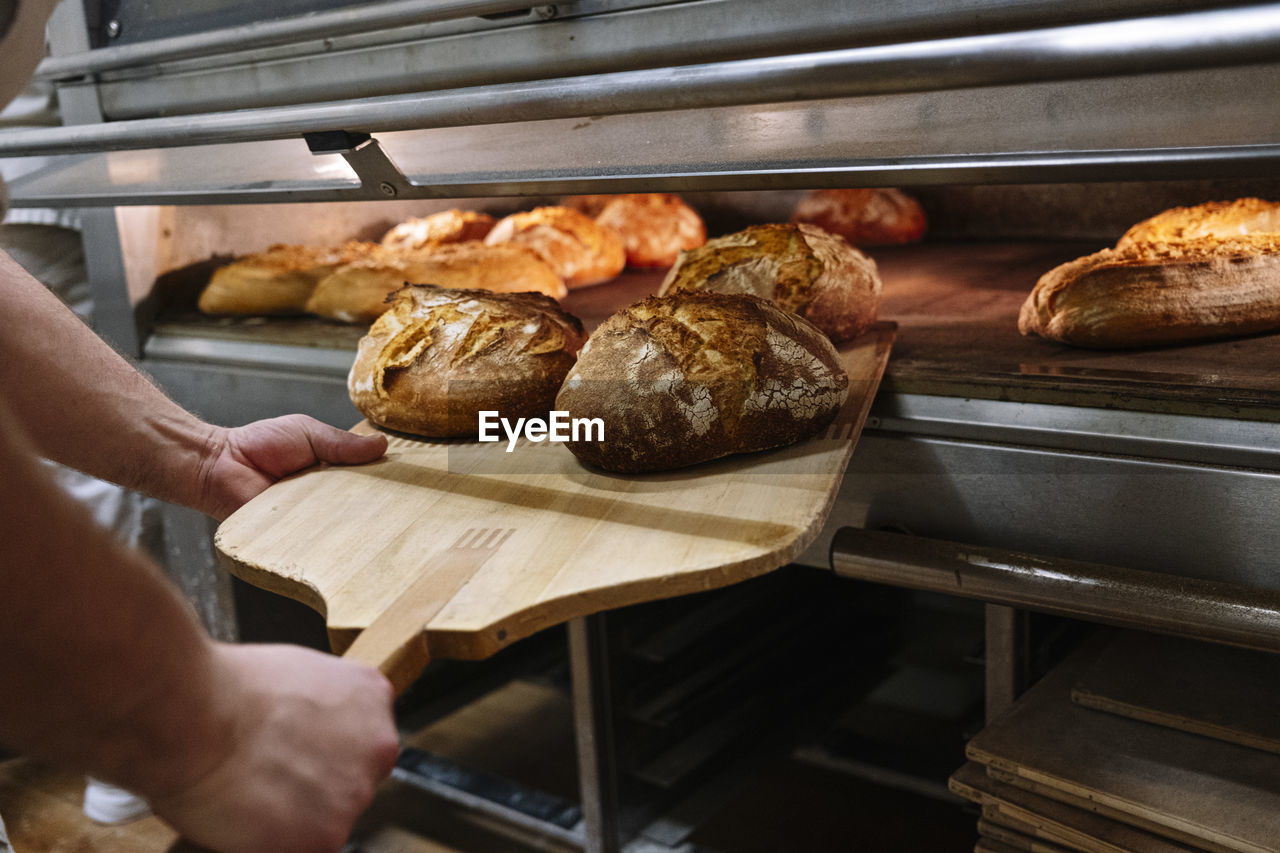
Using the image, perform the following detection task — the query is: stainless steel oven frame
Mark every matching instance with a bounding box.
[6,3,1280,850]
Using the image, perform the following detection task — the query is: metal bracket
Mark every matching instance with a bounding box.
[304,131,411,199]
[303,129,371,153]
[984,604,1029,720]
[569,614,623,853]
[391,748,583,846]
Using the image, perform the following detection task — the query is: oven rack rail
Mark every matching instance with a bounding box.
[7,4,1280,158]
[7,3,1280,206]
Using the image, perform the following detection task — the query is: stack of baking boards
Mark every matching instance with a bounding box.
[949,630,1280,853]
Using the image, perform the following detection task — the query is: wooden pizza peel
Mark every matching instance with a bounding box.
[214,323,894,694]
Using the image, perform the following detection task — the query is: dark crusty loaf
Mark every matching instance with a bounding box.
[349,284,586,437]
[1018,234,1280,348]
[657,223,881,342]
[555,292,849,473]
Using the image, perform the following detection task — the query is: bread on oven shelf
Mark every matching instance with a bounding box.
[307,242,565,324]
[483,206,626,289]
[791,187,927,247]
[1019,198,1280,349]
[563,193,707,268]
[196,196,711,322]
[658,222,883,343]
[196,241,377,315]
[378,209,496,251]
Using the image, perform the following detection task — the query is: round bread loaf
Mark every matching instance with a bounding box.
[484,206,625,288]
[349,284,587,437]
[198,242,376,315]
[563,193,706,267]
[380,209,496,251]
[555,292,849,474]
[791,188,927,246]
[657,223,881,342]
[307,242,566,324]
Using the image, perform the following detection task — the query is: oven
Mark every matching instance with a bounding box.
[4,2,1280,851]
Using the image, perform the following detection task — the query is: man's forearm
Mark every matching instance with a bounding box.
[0,249,215,508]
[0,399,232,797]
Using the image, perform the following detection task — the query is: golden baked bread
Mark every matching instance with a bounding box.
[349,284,587,437]
[197,242,376,315]
[484,206,625,288]
[1118,198,1280,248]
[563,193,707,267]
[1018,234,1280,348]
[307,242,566,324]
[560,194,614,218]
[556,292,849,473]
[791,188,927,246]
[380,209,496,251]
[592,194,706,268]
[657,222,881,342]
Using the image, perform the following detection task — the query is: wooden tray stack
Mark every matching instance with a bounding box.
[949,632,1280,853]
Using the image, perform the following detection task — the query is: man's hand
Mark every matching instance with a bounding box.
[198,415,388,520]
[149,643,401,853]
[2,252,385,516]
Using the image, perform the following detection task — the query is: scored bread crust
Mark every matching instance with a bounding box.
[380,209,496,251]
[1018,235,1280,348]
[484,206,625,288]
[1117,198,1280,248]
[556,292,849,473]
[348,284,586,437]
[791,188,927,246]
[577,194,706,268]
[307,242,566,324]
[197,242,377,315]
[657,222,881,342]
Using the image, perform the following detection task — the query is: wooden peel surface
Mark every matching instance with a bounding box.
[214,324,893,662]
